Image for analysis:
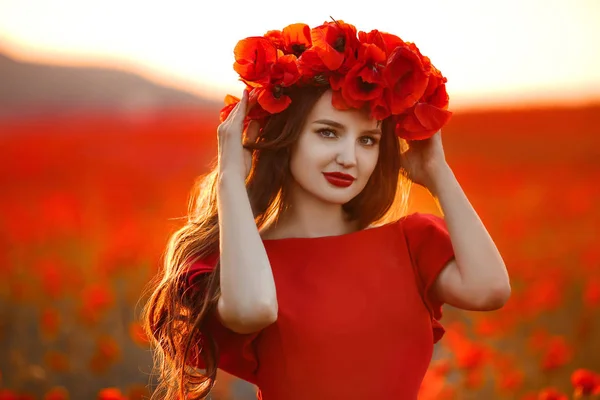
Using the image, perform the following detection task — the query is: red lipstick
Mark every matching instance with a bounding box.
[322,172,355,188]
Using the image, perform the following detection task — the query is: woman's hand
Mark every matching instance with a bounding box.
[400,130,450,192]
[217,89,260,180]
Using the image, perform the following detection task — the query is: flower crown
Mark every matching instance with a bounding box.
[220,19,452,140]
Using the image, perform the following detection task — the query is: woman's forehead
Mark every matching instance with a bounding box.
[306,90,379,130]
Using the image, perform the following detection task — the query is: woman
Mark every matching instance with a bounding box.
[143,20,511,400]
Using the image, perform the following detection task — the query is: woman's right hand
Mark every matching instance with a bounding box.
[216,89,260,181]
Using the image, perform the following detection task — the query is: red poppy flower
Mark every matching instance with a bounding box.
[394,62,452,139]
[219,94,240,122]
[358,29,405,57]
[97,388,126,400]
[384,42,430,114]
[338,43,387,109]
[43,387,69,400]
[255,54,301,113]
[233,37,278,86]
[264,30,284,49]
[394,103,453,140]
[299,20,359,73]
[219,92,269,131]
[571,369,600,396]
[331,89,350,110]
[282,23,312,57]
[422,65,450,108]
[370,95,391,120]
[538,387,568,400]
[541,336,573,371]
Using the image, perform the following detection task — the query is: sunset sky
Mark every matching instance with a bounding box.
[0,0,599,109]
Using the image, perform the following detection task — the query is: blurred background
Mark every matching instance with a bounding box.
[0,1,599,399]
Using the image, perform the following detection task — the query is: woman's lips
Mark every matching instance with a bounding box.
[323,172,355,188]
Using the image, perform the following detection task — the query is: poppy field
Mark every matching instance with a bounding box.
[0,103,599,399]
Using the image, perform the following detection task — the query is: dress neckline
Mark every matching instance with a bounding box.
[261,220,399,245]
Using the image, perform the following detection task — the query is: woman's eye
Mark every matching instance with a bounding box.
[318,129,337,138]
[360,136,377,146]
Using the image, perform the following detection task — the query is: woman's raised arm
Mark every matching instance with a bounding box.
[215,90,278,333]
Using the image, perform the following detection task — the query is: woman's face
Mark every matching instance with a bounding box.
[289,90,382,205]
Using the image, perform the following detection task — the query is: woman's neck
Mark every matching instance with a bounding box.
[262,197,359,240]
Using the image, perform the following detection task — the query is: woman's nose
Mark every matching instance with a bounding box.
[335,139,357,167]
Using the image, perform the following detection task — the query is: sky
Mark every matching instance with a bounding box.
[0,0,599,109]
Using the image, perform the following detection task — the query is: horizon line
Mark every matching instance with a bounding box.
[2,43,600,114]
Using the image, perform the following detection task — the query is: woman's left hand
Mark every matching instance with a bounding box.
[400,130,449,192]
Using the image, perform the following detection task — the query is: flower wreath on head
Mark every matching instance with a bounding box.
[220,18,452,141]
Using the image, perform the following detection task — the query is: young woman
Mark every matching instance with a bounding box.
[143,20,511,400]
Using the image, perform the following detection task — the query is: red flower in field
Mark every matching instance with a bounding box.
[571,368,600,396]
[43,387,69,400]
[497,369,524,392]
[96,335,121,361]
[129,321,150,347]
[97,388,126,400]
[528,328,551,353]
[474,317,504,337]
[538,387,568,400]
[465,368,485,389]
[525,278,564,313]
[455,342,488,370]
[417,360,452,400]
[89,336,121,375]
[583,278,600,309]
[541,336,573,371]
[38,258,64,299]
[78,284,115,325]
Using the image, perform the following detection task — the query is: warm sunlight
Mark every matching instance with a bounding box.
[1,0,599,109]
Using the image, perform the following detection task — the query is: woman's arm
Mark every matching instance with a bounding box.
[430,163,511,310]
[216,172,278,333]
[215,92,278,334]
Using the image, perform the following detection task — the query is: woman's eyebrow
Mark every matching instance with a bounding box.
[312,119,382,135]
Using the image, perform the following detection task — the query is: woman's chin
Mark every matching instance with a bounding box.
[315,188,361,205]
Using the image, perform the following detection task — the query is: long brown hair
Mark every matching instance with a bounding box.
[141,85,413,399]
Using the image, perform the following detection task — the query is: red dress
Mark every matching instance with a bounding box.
[185,213,455,400]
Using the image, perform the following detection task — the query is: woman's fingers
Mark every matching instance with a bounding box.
[230,89,249,125]
[245,120,260,143]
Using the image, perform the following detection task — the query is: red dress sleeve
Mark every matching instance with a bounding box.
[183,254,261,384]
[401,212,455,343]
